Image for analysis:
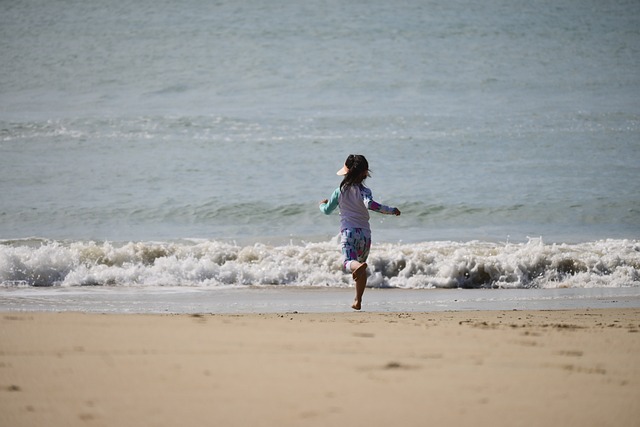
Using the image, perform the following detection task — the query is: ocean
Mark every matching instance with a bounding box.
[1,0,639,310]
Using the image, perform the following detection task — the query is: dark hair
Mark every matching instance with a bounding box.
[340,154,370,191]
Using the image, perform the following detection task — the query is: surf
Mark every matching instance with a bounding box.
[1,238,638,289]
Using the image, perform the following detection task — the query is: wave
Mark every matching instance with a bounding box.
[1,238,638,289]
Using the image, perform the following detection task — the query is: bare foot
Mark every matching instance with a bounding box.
[352,262,368,281]
[351,300,361,310]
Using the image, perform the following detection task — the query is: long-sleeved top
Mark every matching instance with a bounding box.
[319,184,397,233]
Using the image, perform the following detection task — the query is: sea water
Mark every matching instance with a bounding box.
[1,0,639,309]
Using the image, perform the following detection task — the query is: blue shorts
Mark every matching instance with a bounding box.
[340,228,371,272]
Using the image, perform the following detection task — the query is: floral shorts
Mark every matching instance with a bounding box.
[340,228,371,272]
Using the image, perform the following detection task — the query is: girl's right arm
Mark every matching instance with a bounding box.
[319,188,340,215]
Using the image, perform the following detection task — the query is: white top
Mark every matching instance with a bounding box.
[320,184,397,232]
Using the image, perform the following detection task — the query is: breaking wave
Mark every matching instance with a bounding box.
[1,237,639,289]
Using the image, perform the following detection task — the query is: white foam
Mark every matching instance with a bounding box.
[1,238,639,289]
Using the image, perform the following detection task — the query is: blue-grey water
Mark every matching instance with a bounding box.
[1,0,639,295]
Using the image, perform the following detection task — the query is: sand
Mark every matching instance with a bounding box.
[1,308,639,427]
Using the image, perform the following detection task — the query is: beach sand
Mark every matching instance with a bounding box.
[1,309,639,427]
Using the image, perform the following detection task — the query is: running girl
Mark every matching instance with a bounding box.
[319,154,401,310]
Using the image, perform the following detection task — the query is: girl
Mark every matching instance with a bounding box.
[319,154,401,310]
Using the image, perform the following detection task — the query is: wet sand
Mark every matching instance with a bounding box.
[1,308,639,427]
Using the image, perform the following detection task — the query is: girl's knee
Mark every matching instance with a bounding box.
[345,260,365,273]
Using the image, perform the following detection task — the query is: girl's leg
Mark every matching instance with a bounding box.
[341,229,371,310]
[351,261,367,310]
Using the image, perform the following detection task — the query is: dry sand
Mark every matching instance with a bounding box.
[1,308,639,427]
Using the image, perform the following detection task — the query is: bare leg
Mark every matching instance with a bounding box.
[350,261,367,310]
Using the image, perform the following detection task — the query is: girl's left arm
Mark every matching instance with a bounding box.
[362,188,401,216]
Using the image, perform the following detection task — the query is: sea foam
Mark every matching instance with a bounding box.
[1,238,638,289]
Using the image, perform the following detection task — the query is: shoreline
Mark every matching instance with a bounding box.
[1,308,639,427]
[1,286,640,314]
